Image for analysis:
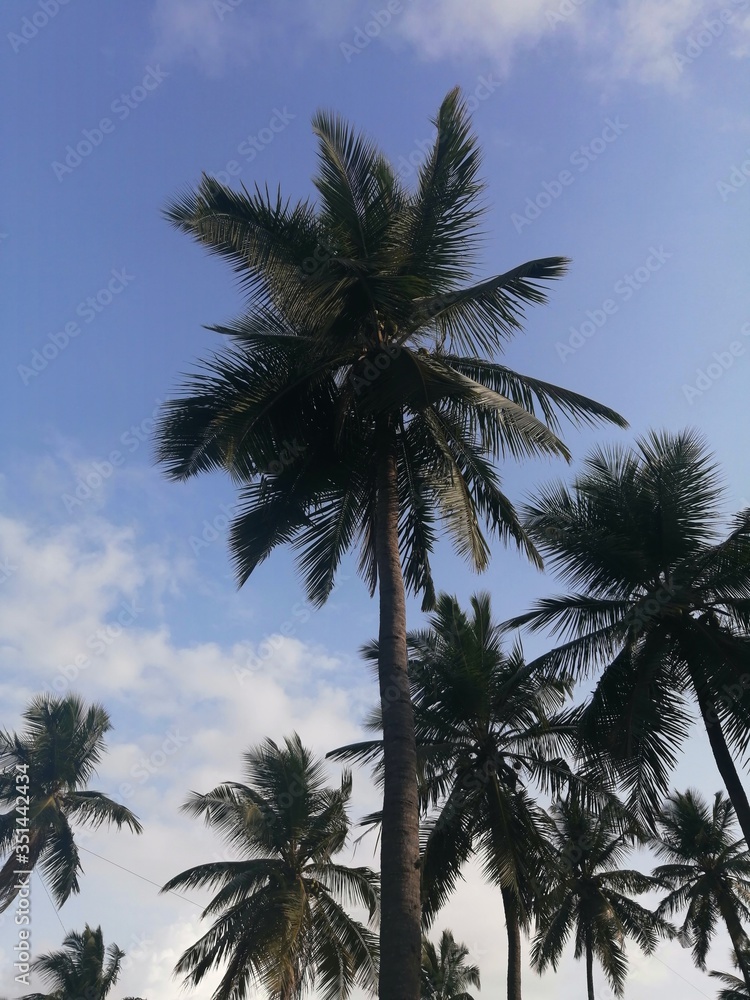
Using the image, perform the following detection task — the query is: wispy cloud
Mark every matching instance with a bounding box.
[150,0,258,74]
[148,0,750,87]
[373,0,750,91]
[0,454,731,999]
[603,0,735,87]
[397,0,554,67]
[149,0,356,75]
[0,497,374,998]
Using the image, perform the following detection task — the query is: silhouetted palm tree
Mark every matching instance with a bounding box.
[532,795,670,1000]
[162,734,379,1000]
[710,952,750,1000]
[19,923,145,1000]
[421,929,480,1000]
[155,87,624,1000]
[508,431,750,836]
[0,695,142,911]
[654,789,750,995]
[332,592,583,1000]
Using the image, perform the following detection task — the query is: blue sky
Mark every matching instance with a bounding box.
[1,1,749,997]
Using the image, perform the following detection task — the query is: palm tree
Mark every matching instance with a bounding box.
[19,923,145,1000]
[531,795,670,999]
[0,694,142,911]
[421,929,480,1000]
[654,789,750,995]
[711,952,750,1000]
[332,592,584,1000]
[162,734,379,1000]
[507,430,750,836]
[155,87,625,1000]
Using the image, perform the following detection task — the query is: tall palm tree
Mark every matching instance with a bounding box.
[507,430,750,836]
[654,789,750,995]
[0,694,142,911]
[332,592,583,1000]
[162,734,379,1000]
[531,795,670,999]
[155,87,625,1000]
[19,923,145,1000]
[421,929,480,1000]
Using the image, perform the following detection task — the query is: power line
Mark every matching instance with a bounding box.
[69,848,713,998]
[644,949,711,999]
[36,873,67,936]
[77,845,203,909]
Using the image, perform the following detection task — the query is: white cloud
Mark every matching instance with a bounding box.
[150,0,259,75]
[147,0,750,88]
[387,0,750,90]
[605,0,711,87]
[0,506,376,999]
[149,0,356,76]
[0,498,736,999]
[397,0,553,66]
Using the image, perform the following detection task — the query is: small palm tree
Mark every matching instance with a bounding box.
[162,734,379,1000]
[531,795,670,1000]
[711,951,750,1000]
[508,430,750,836]
[155,86,625,1000]
[421,929,480,1000]
[0,695,142,910]
[654,789,750,995]
[19,923,145,1000]
[332,592,582,1000]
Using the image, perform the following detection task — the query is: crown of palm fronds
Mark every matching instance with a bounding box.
[0,695,142,912]
[507,430,750,823]
[156,88,626,611]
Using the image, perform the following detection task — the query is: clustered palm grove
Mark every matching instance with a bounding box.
[2,89,750,1000]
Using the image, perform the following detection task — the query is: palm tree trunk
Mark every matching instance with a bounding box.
[695,690,750,846]
[374,429,421,1000]
[717,895,750,996]
[501,887,523,1000]
[585,931,595,1000]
